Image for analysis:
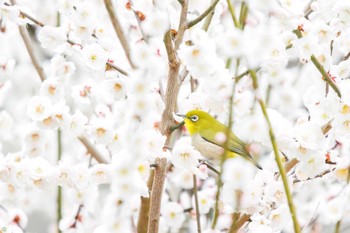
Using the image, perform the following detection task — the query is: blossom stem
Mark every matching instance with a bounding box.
[334,220,341,233]
[103,0,136,69]
[249,70,301,233]
[193,175,202,233]
[226,0,239,27]
[310,55,341,98]
[187,0,220,29]
[57,129,62,233]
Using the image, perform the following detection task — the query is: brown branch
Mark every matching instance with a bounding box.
[293,168,336,183]
[147,158,168,233]
[78,137,108,164]
[285,158,299,173]
[9,0,45,82]
[146,2,189,233]
[228,214,250,233]
[129,0,149,43]
[69,205,83,229]
[174,0,189,50]
[103,0,136,69]
[137,169,154,233]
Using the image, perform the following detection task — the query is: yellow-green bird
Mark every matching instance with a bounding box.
[177,110,262,170]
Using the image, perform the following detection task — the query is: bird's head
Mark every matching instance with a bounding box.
[176,110,214,135]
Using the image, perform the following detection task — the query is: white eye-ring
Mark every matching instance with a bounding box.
[191,115,199,122]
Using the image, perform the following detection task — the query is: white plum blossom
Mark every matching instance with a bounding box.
[171,137,201,173]
[192,190,214,215]
[61,110,88,136]
[81,43,108,71]
[40,77,64,102]
[161,202,185,231]
[27,96,53,121]
[103,78,127,101]
[142,10,169,37]
[38,26,67,53]
[50,55,76,79]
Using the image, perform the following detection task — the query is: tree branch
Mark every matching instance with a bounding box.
[228,214,250,233]
[147,157,168,233]
[129,0,149,43]
[137,169,154,233]
[103,0,136,69]
[174,0,189,50]
[193,175,201,233]
[10,0,45,81]
[310,55,341,98]
[78,137,108,164]
[187,0,220,29]
[147,2,189,233]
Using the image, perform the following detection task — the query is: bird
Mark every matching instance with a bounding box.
[176,109,262,170]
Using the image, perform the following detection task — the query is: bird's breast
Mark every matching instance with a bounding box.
[191,133,225,160]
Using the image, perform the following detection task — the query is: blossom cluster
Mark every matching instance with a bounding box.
[1,0,350,232]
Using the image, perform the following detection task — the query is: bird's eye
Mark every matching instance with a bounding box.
[191,115,199,122]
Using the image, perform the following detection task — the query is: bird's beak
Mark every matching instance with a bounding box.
[175,113,186,118]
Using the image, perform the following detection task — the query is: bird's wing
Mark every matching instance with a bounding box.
[200,125,262,169]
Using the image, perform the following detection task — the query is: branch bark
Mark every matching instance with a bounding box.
[147,2,189,232]
[137,169,154,233]
[78,137,108,164]
[187,0,220,29]
[9,0,45,82]
[103,0,136,69]
[147,158,167,233]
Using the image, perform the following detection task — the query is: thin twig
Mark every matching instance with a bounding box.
[193,175,202,233]
[4,2,45,26]
[233,70,249,82]
[200,160,220,175]
[78,137,108,164]
[9,0,45,82]
[57,130,63,233]
[129,0,149,43]
[187,0,220,29]
[238,2,248,30]
[226,0,239,27]
[103,0,136,69]
[310,55,341,98]
[201,0,217,32]
[250,70,301,233]
[69,205,83,229]
[293,168,336,183]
